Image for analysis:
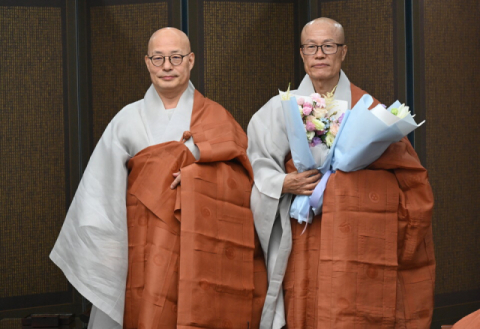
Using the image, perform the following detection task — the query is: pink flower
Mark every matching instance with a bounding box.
[311,93,326,108]
[305,121,316,131]
[302,103,313,116]
[316,98,326,108]
[330,123,340,136]
[311,93,321,102]
[297,97,305,106]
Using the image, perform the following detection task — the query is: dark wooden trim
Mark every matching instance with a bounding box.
[412,0,427,165]
[393,0,406,103]
[309,0,319,19]
[295,0,310,88]
[80,0,94,170]
[0,0,63,6]
[435,289,480,308]
[65,0,78,206]
[0,291,72,311]
[89,0,165,6]
[171,0,182,29]
[187,0,204,93]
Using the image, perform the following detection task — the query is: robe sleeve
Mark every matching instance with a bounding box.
[247,97,294,329]
[246,97,291,252]
[50,111,144,326]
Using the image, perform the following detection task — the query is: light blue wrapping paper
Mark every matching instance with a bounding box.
[283,94,424,224]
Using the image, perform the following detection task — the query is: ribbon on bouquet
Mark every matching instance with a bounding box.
[309,170,332,213]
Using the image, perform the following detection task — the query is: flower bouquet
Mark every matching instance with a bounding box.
[280,88,424,224]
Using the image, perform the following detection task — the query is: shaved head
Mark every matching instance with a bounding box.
[299,17,347,95]
[145,27,195,104]
[147,27,191,54]
[301,17,345,44]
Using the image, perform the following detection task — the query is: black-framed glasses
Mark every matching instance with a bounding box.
[147,52,192,67]
[301,43,344,55]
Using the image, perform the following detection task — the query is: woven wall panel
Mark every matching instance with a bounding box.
[203,1,295,131]
[0,6,68,297]
[424,0,480,295]
[90,2,169,143]
[319,0,395,105]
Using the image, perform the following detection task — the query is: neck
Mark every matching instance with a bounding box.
[311,73,340,96]
[155,84,188,109]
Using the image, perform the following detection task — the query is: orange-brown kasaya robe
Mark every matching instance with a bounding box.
[124,91,267,328]
[283,84,435,328]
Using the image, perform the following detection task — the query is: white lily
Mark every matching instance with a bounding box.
[390,104,410,119]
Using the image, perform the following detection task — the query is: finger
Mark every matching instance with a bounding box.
[173,171,180,177]
[304,182,320,191]
[300,169,320,177]
[305,174,322,184]
[170,174,181,189]
[297,189,313,196]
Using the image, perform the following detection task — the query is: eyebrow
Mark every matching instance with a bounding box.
[304,38,336,44]
[151,49,182,55]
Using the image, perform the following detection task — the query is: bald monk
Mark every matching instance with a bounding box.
[247,18,435,328]
[50,28,267,329]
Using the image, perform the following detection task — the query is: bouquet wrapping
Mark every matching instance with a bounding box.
[280,92,424,224]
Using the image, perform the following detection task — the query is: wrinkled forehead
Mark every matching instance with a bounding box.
[301,23,344,44]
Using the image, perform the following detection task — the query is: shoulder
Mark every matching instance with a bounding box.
[193,91,245,135]
[350,83,381,108]
[201,95,233,119]
[100,98,146,150]
[110,99,143,124]
[250,94,283,124]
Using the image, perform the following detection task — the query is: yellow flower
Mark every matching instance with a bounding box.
[307,131,315,142]
[311,118,325,131]
[325,132,335,147]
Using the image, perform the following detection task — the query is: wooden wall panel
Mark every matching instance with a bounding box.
[191,0,304,131]
[88,0,172,144]
[318,0,396,105]
[423,0,480,299]
[0,3,71,311]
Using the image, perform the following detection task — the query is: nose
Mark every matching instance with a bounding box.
[163,57,173,70]
[314,48,326,59]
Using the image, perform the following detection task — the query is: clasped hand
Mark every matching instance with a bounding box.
[282,169,321,196]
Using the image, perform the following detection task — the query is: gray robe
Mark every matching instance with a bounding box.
[247,72,352,329]
[50,82,198,327]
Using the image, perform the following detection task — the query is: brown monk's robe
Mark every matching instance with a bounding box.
[283,84,435,328]
[124,91,267,329]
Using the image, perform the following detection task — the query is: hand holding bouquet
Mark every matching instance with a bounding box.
[280,87,424,225]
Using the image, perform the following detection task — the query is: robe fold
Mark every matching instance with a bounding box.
[51,82,266,328]
[125,91,267,329]
[247,73,435,329]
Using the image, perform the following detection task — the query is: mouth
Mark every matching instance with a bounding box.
[160,75,176,81]
[312,63,329,69]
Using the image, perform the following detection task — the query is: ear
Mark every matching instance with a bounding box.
[341,45,347,61]
[188,52,195,70]
[145,55,151,69]
[300,48,305,62]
